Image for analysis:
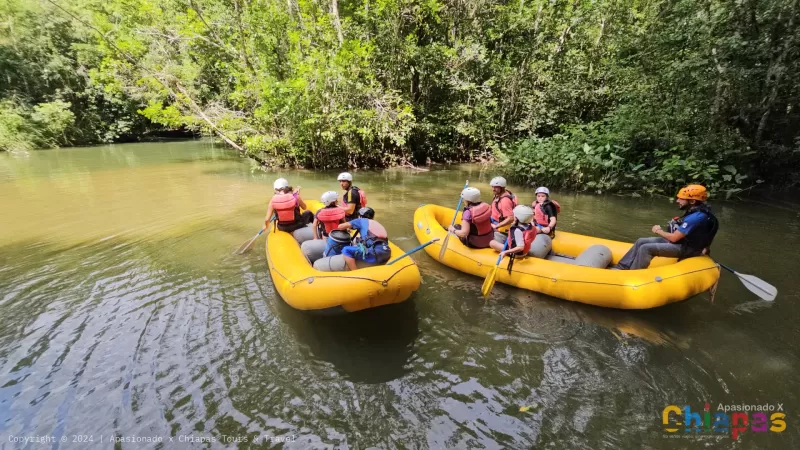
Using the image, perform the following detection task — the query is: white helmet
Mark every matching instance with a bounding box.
[337,172,353,181]
[321,191,339,206]
[273,178,289,190]
[535,187,550,196]
[460,187,481,204]
[489,176,507,188]
[513,205,534,224]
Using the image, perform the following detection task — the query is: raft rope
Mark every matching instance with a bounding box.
[267,247,416,287]
[424,213,719,289]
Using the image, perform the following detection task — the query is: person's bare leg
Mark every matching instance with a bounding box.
[489,240,504,252]
[343,255,358,271]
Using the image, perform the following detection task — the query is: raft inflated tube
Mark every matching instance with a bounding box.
[267,201,421,313]
[414,204,720,309]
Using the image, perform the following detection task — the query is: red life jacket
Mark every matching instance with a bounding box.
[466,203,492,237]
[492,190,518,223]
[533,200,560,226]
[272,193,299,224]
[316,206,346,235]
[507,223,537,255]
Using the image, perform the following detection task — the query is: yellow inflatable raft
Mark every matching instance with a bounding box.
[266,201,421,313]
[414,204,720,309]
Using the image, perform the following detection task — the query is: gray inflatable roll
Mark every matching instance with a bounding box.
[575,244,613,268]
[292,224,315,244]
[301,239,327,264]
[527,233,552,259]
[313,255,380,272]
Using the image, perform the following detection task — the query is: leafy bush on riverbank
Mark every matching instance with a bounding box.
[503,109,764,198]
[2,0,799,193]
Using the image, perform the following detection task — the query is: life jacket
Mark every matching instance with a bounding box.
[272,193,299,224]
[343,186,368,208]
[316,206,346,236]
[355,219,391,264]
[676,203,719,257]
[506,222,537,255]
[465,203,493,237]
[533,200,560,226]
[491,190,518,230]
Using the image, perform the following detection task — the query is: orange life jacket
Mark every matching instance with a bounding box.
[466,202,493,237]
[507,222,538,255]
[272,193,299,224]
[316,206,346,235]
[491,190,518,223]
[533,200,560,226]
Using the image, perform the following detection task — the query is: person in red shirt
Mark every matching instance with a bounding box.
[489,176,518,237]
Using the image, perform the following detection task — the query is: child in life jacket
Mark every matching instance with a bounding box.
[447,187,494,249]
[531,186,559,238]
[263,178,314,233]
[489,205,538,261]
[313,191,347,240]
[336,207,391,271]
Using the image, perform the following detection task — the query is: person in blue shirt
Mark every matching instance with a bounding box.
[336,207,391,271]
[613,185,719,270]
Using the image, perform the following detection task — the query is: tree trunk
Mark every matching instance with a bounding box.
[755,0,798,145]
[330,0,344,46]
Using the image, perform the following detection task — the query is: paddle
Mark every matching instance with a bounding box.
[481,239,509,299]
[387,238,441,265]
[236,215,276,254]
[439,180,469,261]
[717,262,777,301]
[236,229,264,254]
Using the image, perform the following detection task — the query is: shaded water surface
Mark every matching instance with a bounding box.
[1,142,798,449]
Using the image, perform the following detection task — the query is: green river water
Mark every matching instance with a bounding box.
[0,141,798,449]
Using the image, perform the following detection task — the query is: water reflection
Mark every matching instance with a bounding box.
[275,300,420,384]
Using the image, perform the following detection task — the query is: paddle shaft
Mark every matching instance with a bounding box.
[448,180,470,228]
[439,180,470,260]
[482,239,509,298]
[387,238,440,265]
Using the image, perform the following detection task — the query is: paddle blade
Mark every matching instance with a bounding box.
[237,230,263,254]
[439,232,451,260]
[736,272,777,301]
[481,265,499,298]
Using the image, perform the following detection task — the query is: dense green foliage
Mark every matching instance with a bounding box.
[2,0,798,194]
[0,1,148,150]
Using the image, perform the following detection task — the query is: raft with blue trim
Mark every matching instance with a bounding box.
[266,201,421,313]
[414,204,720,309]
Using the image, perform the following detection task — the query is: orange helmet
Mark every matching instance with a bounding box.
[676,184,708,201]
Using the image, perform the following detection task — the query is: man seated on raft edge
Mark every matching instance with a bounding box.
[489,176,518,238]
[336,207,391,271]
[612,184,719,271]
[263,178,314,233]
[448,187,494,249]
